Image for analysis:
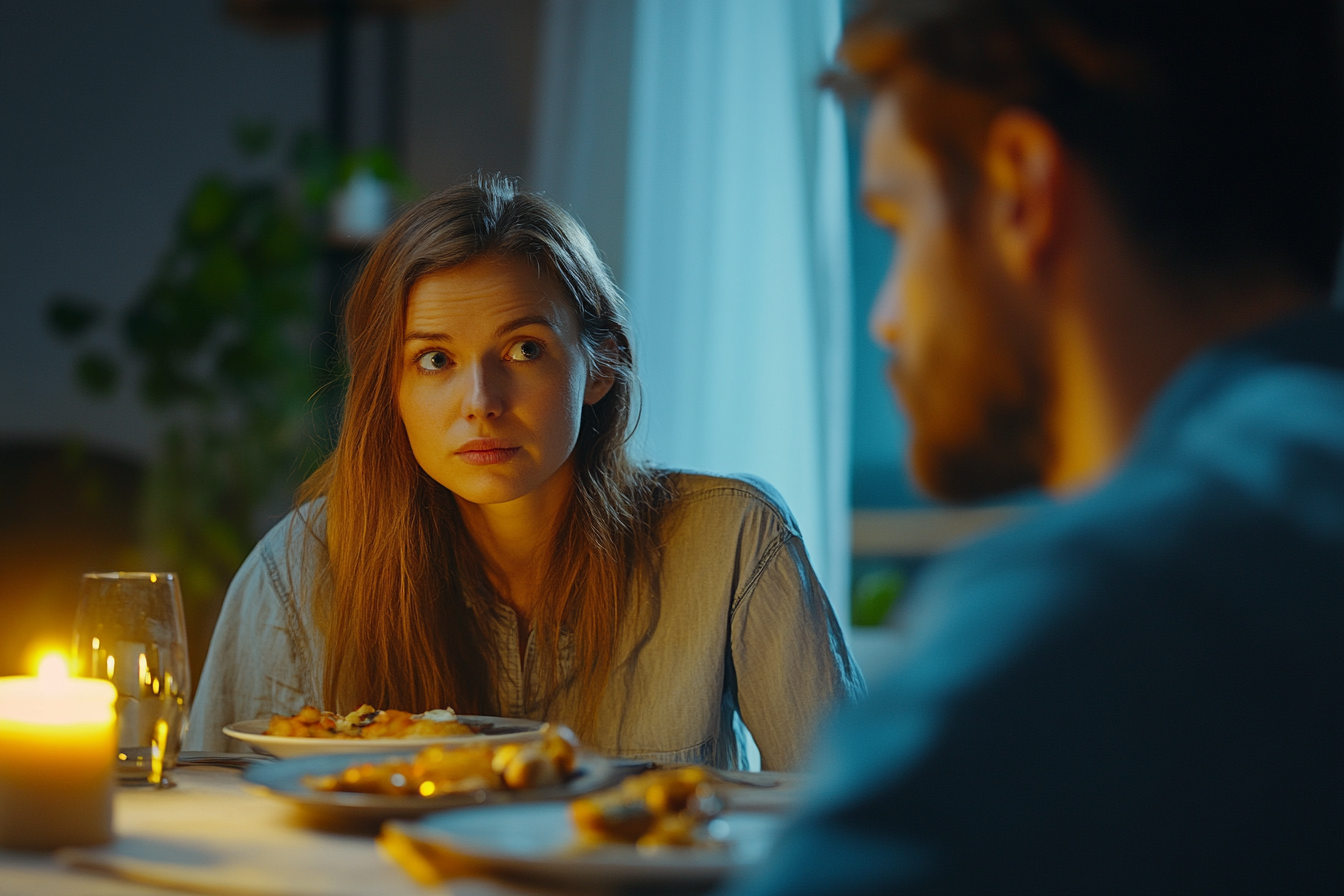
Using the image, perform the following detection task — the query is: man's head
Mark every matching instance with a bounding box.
[838,0,1344,501]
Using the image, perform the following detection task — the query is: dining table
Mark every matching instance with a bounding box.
[0,755,804,896]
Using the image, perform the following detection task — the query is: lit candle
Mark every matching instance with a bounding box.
[0,653,117,849]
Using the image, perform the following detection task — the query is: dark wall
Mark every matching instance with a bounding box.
[410,1,540,192]
[0,0,541,463]
[0,1,322,461]
[0,0,542,676]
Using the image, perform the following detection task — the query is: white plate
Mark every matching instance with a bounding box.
[222,715,544,759]
[385,802,784,887]
[243,750,617,822]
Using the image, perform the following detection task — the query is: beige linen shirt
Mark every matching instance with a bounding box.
[185,472,864,770]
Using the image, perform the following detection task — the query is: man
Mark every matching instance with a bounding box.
[734,1,1343,892]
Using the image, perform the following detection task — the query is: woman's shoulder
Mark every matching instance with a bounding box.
[659,470,801,539]
[243,498,330,600]
[255,498,328,554]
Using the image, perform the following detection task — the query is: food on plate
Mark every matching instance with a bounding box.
[265,704,474,739]
[302,724,578,796]
[569,767,725,849]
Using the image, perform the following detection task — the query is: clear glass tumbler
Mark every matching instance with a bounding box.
[72,572,191,785]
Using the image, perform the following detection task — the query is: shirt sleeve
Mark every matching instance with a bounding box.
[730,531,866,771]
[183,521,321,753]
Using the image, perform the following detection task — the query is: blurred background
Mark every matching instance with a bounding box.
[0,0,1025,685]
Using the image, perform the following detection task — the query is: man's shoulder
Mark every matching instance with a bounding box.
[936,315,1344,604]
[1136,306,1344,529]
[905,410,1344,696]
[1170,364,1344,534]
[927,429,1337,603]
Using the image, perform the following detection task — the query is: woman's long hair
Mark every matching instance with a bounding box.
[297,174,671,737]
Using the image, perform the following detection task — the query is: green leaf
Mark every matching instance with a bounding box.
[75,351,120,398]
[193,243,249,308]
[258,210,307,266]
[340,146,416,200]
[183,176,236,240]
[289,130,339,208]
[46,294,103,341]
[852,568,906,627]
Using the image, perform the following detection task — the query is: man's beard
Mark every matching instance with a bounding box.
[893,254,1052,503]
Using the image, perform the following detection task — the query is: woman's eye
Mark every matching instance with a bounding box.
[416,350,450,371]
[507,340,543,362]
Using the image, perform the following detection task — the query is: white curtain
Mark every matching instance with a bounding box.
[532,0,853,620]
[529,0,636,284]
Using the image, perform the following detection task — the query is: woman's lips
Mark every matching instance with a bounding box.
[455,440,521,466]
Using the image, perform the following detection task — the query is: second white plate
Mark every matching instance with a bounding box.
[243,750,616,822]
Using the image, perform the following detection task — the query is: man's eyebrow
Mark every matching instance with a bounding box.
[493,315,559,339]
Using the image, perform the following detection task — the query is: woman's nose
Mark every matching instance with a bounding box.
[462,361,505,420]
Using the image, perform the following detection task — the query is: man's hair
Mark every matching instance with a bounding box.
[837,0,1344,295]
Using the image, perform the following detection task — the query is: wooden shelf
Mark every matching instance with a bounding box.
[851,506,1025,558]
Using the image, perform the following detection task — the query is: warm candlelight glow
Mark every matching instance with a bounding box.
[2,657,115,727]
[21,639,69,678]
[37,652,69,681]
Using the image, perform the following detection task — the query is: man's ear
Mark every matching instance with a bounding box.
[584,340,619,406]
[983,109,1066,286]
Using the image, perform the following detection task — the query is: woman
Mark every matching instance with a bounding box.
[187,175,863,769]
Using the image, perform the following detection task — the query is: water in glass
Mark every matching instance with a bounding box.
[72,572,191,785]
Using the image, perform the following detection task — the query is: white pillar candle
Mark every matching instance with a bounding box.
[0,654,117,849]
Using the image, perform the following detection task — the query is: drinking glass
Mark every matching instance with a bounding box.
[72,572,191,785]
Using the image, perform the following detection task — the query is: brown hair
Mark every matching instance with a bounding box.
[833,0,1344,294]
[297,174,671,737]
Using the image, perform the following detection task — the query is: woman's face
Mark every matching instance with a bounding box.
[397,255,613,507]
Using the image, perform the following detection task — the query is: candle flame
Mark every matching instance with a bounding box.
[21,639,70,677]
[36,652,69,681]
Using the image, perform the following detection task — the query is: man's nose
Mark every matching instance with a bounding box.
[868,264,904,351]
[462,361,505,420]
